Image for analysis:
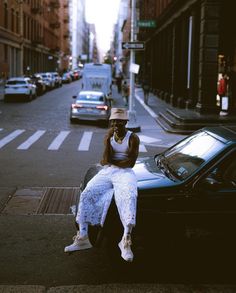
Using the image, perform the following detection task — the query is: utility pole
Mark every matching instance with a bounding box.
[126,0,141,132]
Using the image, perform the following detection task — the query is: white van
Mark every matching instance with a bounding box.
[82,63,112,96]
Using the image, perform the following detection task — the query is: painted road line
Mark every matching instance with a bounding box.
[0,129,25,149]
[48,131,70,150]
[139,144,147,152]
[138,134,161,144]
[78,131,93,151]
[135,92,158,119]
[17,130,46,150]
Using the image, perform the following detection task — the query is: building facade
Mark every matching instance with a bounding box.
[137,0,236,114]
[0,0,71,78]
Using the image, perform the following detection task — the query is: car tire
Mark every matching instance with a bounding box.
[70,117,77,124]
[4,95,8,103]
[27,93,33,102]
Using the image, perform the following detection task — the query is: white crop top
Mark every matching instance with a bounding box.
[110,131,132,161]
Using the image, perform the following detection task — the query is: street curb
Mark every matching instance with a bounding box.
[1,284,236,293]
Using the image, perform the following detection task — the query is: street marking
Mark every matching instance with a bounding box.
[78,131,93,151]
[17,130,46,150]
[139,144,147,152]
[48,131,70,150]
[0,129,25,149]
[138,134,161,144]
[135,92,158,119]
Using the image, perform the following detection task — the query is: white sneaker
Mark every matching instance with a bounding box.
[118,234,134,262]
[64,231,92,253]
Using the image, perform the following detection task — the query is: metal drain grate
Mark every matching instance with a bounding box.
[36,187,80,214]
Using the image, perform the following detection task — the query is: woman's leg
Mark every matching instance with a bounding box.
[112,169,138,261]
[65,168,113,253]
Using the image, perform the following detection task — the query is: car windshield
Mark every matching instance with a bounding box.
[7,80,26,85]
[77,94,104,102]
[156,131,226,181]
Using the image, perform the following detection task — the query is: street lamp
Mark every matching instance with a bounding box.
[126,0,141,132]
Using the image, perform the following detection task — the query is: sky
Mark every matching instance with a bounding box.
[85,0,121,57]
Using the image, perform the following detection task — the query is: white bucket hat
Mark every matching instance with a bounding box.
[109,108,128,120]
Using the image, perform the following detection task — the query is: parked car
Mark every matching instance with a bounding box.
[72,69,81,80]
[49,72,62,87]
[4,77,37,102]
[70,90,111,124]
[62,72,72,83]
[37,72,55,90]
[80,126,236,261]
[31,74,47,95]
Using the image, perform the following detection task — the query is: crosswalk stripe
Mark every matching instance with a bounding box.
[78,131,93,151]
[48,131,70,150]
[139,144,147,152]
[17,130,46,150]
[0,129,25,149]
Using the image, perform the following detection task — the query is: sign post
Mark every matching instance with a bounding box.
[137,20,156,28]
[126,0,141,132]
[122,41,145,50]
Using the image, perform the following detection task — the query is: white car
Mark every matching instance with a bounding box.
[4,77,37,102]
[37,72,55,90]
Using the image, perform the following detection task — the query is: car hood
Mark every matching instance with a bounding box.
[133,157,178,189]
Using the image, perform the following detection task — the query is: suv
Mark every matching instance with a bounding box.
[4,77,37,102]
[49,72,62,88]
[37,72,55,90]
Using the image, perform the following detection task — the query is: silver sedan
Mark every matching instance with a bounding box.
[70,90,111,124]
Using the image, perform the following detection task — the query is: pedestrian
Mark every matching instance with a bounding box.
[217,73,228,110]
[142,79,150,105]
[64,108,140,262]
[122,80,129,106]
[116,72,123,93]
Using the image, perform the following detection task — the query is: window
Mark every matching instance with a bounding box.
[4,3,8,29]
[11,9,15,32]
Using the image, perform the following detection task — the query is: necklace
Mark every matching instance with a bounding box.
[114,132,125,144]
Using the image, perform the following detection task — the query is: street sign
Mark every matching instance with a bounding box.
[137,20,156,28]
[122,41,145,50]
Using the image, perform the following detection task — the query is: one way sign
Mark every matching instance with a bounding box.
[122,41,145,50]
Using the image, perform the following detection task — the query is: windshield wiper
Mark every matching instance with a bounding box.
[156,154,176,181]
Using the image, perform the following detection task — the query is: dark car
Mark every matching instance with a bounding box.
[31,74,47,95]
[70,90,111,124]
[79,126,236,260]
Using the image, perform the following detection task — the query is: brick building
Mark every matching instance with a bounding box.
[0,0,71,78]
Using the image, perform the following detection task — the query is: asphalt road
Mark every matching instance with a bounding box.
[1,81,235,291]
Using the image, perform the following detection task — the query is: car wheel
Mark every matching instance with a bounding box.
[70,117,77,124]
[102,200,128,267]
[27,93,33,102]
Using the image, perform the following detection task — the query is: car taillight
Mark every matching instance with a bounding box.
[96,105,108,111]
[72,103,83,109]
